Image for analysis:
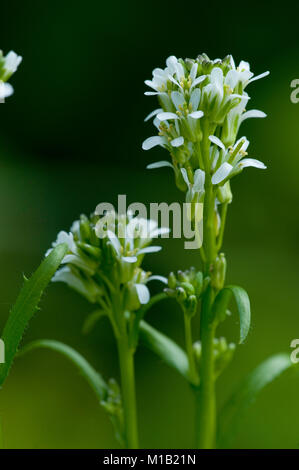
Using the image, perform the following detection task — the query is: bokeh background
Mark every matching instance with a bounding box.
[0,0,299,449]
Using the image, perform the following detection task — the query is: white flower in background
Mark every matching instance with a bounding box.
[0,81,14,100]
[48,211,168,309]
[0,50,22,82]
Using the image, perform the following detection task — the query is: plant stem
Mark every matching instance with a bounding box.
[117,334,139,449]
[217,202,228,251]
[196,286,216,448]
[183,314,199,385]
[195,125,217,448]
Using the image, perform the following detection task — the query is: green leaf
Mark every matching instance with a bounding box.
[0,243,68,386]
[139,320,190,383]
[212,285,251,343]
[218,353,295,448]
[19,339,108,401]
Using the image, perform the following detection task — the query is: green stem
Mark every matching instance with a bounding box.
[117,334,139,449]
[195,125,217,448]
[183,314,199,385]
[196,286,216,448]
[217,202,228,251]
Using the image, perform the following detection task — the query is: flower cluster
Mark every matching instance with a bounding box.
[0,50,22,100]
[47,210,167,313]
[165,267,207,317]
[143,53,269,192]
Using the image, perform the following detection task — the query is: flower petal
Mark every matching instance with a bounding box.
[190,62,198,81]
[157,112,178,121]
[237,158,267,169]
[190,75,207,90]
[212,162,233,184]
[171,91,185,109]
[248,71,270,84]
[209,135,225,150]
[122,256,138,263]
[142,136,166,150]
[0,82,14,99]
[181,168,190,186]
[240,109,267,123]
[135,284,150,304]
[189,88,201,111]
[171,136,184,147]
[146,160,174,170]
[107,230,121,254]
[193,169,205,191]
[147,275,168,284]
[188,110,204,119]
[137,246,162,255]
[144,108,163,122]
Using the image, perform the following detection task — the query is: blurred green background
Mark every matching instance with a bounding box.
[0,0,299,449]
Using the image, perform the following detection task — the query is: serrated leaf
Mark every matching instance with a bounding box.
[0,243,68,386]
[218,353,295,448]
[19,339,108,401]
[212,285,251,343]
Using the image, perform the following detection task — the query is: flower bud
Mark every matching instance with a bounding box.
[168,271,177,289]
[211,253,227,290]
[177,270,188,282]
[217,181,232,204]
[180,281,195,296]
[176,286,187,302]
[79,214,92,242]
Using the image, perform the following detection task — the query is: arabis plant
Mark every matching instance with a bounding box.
[47,210,167,447]
[1,50,297,450]
[142,53,271,449]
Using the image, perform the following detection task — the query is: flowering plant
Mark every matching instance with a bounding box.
[0,50,297,450]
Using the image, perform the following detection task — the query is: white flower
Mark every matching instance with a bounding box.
[3,51,22,74]
[0,81,13,99]
[233,60,269,89]
[0,51,22,82]
[210,136,266,185]
[222,93,267,146]
[95,211,169,266]
[144,56,179,94]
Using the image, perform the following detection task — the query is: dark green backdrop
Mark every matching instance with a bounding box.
[0,0,299,448]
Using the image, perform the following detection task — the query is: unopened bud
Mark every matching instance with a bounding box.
[211,253,227,290]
